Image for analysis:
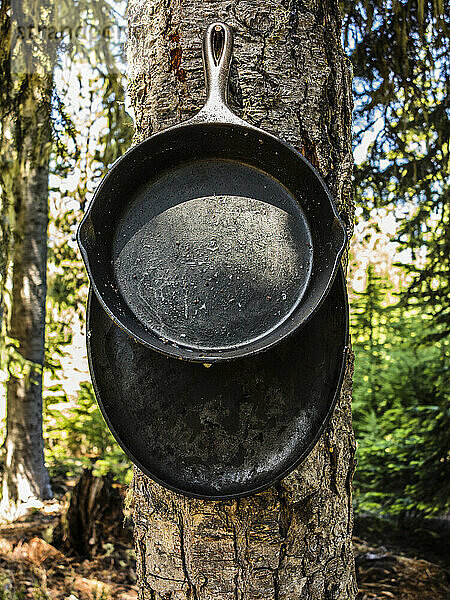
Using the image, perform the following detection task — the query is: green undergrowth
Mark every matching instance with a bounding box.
[44,382,132,485]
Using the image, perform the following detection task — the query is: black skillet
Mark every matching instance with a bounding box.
[79,22,347,363]
[87,268,348,499]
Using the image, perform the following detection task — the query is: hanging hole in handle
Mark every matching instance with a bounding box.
[212,25,225,65]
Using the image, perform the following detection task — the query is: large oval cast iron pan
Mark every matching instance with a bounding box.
[79,22,347,363]
[86,268,349,499]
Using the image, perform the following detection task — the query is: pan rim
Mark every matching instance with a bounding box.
[86,267,349,500]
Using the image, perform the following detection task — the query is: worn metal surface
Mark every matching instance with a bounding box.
[86,268,348,499]
[113,159,313,350]
[78,23,347,362]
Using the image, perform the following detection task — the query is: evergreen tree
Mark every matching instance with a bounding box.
[343,0,449,341]
[351,262,391,414]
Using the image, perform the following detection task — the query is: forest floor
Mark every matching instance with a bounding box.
[0,495,448,600]
[0,503,136,600]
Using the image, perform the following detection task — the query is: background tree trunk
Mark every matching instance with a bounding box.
[0,1,13,357]
[1,0,56,513]
[1,70,54,512]
[127,1,355,598]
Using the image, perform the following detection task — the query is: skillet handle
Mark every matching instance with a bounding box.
[189,22,246,126]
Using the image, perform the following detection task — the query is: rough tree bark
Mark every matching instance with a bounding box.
[1,1,55,514]
[127,1,355,598]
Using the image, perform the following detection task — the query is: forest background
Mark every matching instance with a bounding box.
[0,0,448,593]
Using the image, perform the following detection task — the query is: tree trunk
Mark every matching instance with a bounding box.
[57,469,132,557]
[0,1,13,350]
[1,26,54,512]
[127,1,355,598]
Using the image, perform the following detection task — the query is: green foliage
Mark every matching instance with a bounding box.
[44,382,132,484]
[0,571,26,600]
[351,263,450,516]
[39,3,133,486]
[351,264,392,411]
[343,0,449,518]
[343,0,449,341]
